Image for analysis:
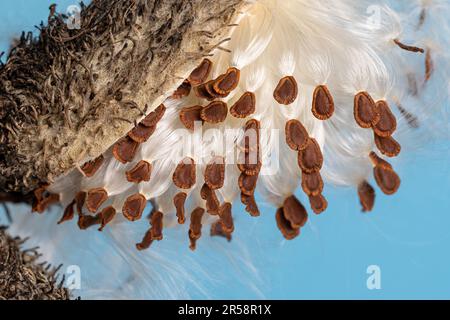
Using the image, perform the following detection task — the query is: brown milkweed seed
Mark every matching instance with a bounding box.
[369,151,393,170]
[193,81,216,101]
[113,137,139,164]
[357,181,375,212]
[205,80,229,99]
[309,194,328,214]
[81,155,105,178]
[128,124,156,143]
[136,230,153,251]
[238,150,262,176]
[188,58,212,86]
[273,76,298,105]
[211,221,232,242]
[174,192,187,224]
[298,138,323,173]
[98,206,116,231]
[58,200,75,225]
[283,195,308,229]
[301,171,324,196]
[374,134,401,158]
[354,92,380,128]
[150,210,164,241]
[75,191,87,215]
[373,101,397,137]
[204,156,225,190]
[78,214,102,230]
[141,104,166,127]
[219,202,234,234]
[285,119,309,151]
[373,165,401,195]
[241,119,261,152]
[213,67,240,95]
[126,160,152,184]
[200,101,228,124]
[86,188,108,213]
[230,92,256,118]
[173,157,196,189]
[200,183,220,215]
[179,105,203,130]
[239,172,258,196]
[241,193,260,217]
[33,193,60,214]
[172,80,191,99]
[312,85,335,120]
[189,207,205,251]
[122,193,146,221]
[276,208,300,240]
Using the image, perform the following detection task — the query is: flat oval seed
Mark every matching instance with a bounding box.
[309,194,328,214]
[301,171,324,196]
[283,195,308,229]
[230,92,256,118]
[201,183,220,215]
[357,181,375,212]
[201,101,228,124]
[373,100,397,137]
[374,134,401,158]
[173,157,196,189]
[273,76,298,105]
[86,188,108,213]
[126,160,152,183]
[210,221,232,241]
[113,136,139,164]
[239,173,258,196]
[141,104,166,127]
[78,214,102,230]
[205,80,229,99]
[354,92,380,128]
[241,193,260,217]
[193,81,216,101]
[188,58,212,86]
[122,193,146,221]
[374,166,401,195]
[58,200,75,225]
[173,192,187,224]
[179,105,203,130]
[136,230,153,251]
[285,119,309,151]
[237,149,262,176]
[369,151,393,170]
[213,67,240,94]
[172,80,191,99]
[98,206,116,231]
[81,155,105,178]
[204,156,225,190]
[75,191,87,215]
[189,207,205,250]
[150,210,164,241]
[298,138,323,173]
[128,124,156,143]
[241,119,261,152]
[312,85,335,120]
[219,202,234,234]
[275,208,300,240]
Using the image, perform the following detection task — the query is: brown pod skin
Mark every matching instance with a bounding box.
[113,136,140,164]
[173,192,187,224]
[275,208,300,240]
[173,157,196,189]
[218,202,234,234]
[141,104,166,127]
[241,193,260,217]
[358,181,375,212]
[122,193,146,222]
[285,119,309,151]
[126,160,152,184]
[373,100,397,137]
[283,195,308,229]
[213,67,240,95]
[211,221,232,242]
[312,85,335,120]
[297,138,323,173]
[239,172,258,196]
[373,166,401,195]
[188,58,213,86]
[201,101,228,124]
[204,156,225,190]
[354,92,380,128]
[374,134,401,158]
[230,92,256,118]
[172,80,191,99]
[81,155,105,178]
[58,200,76,225]
[128,124,156,143]
[86,188,108,213]
[179,105,204,130]
[301,171,324,196]
[273,76,298,105]
[150,210,164,241]
[309,194,328,214]
[189,207,205,251]
[98,206,116,231]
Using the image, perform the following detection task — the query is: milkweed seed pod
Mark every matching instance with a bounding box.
[1,0,449,299]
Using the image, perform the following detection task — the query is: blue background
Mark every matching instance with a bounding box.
[1,0,449,299]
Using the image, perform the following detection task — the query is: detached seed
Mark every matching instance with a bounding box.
[276,208,300,240]
[354,92,380,128]
[150,210,164,241]
[285,119,309,151]
[357,181,375,212]
[312,85,335,120]
[230,92,256,118]
[297,138,323,173]
[122,193,146,221]
[274,76,298,105]
[189,207,205,251]
[283,195,308,229]
[173,157,196,189]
